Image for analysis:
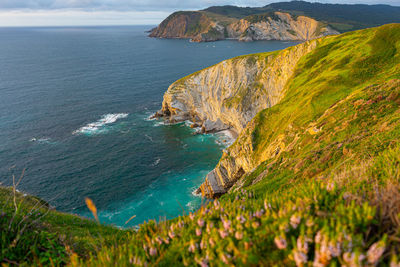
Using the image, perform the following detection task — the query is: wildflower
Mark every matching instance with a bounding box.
[196,228,202,236]
[293,250,307,267]
[390,257,400,267]
[149,247,157,257]
[306,218,314,228]
[343,252,365,267]
[252,221,260,229]
[290,214,301,229]
[177,221,184,228]
[209,238,215,247]
[168,231,176,239]
[219,229,229,239]
[235,231,243,240]
[197,258,209,267]
[189,212,195,220]
[297,236,309,253]
[200,239,207,250]
[213,200,220,208]
[222,219,231,230]
[236,215,246,224]
[130,256,142,265]
[206,222,214,234]
[163,237,170,244]
[264,200,271,210]
[156,236,163,245]
[220,253,231,265]
[188,242,197,253]
[255,210,263,218]
[367,241,386,265]
[274,235,287,250]
[326,182,335,192]
[328,241,341,257]
[279,223,290,233]
[197,218,205,228]
[315,231,323,244]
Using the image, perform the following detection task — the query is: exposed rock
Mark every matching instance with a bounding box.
[150,11,339,42]
[158,40,319,197]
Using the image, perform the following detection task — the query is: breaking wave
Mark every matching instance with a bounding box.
[73,113,128,135]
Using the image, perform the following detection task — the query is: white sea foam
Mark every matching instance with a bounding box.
[215,130,236,147]
[151,158,161,166]
[30,137,55,144]
[73,113,128,135]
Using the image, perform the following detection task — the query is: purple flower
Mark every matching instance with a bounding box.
[149,247,157,257]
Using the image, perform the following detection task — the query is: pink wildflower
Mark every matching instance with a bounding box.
[196,228,202,236]
[293,251,307,266]
[274,236,287,250]
[235,231,243,240]
[236,215,246,224]
[290,214,301,229]
[149,247,157,257]
[219,229,229,239]
[367,241,385,265]
[197,218,205,228]
[168,231,175,239]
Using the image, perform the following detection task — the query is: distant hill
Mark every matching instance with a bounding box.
[149,1,400,42]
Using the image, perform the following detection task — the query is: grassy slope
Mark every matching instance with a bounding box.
[0,187,129,266]
[1,24,400,266]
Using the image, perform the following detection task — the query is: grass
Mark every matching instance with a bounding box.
[1,24,400,266]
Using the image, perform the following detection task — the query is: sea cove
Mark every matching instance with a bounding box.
[0,26,298,227]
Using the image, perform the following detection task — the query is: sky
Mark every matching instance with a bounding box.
[0,0,399,27]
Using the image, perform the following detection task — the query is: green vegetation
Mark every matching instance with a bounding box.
[202,1,400,33]
[1,24,400,266]
[0,186,129,266]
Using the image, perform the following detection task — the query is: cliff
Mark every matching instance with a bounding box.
[157,40,319,134]
[149,11,338,42]
[158,24,400,198]
[3,24,400,266]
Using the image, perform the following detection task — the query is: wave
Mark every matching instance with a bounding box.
[73,113,129,135]
[151,158,161,166]
[30,137,56,145]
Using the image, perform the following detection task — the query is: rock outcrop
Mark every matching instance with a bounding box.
[156,40,320,197]
[229,12,338,42]
[149,11,338,42]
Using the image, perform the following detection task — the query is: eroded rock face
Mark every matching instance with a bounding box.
[150,11,339,42]
[231,12,339,42]
[158,40,320,197]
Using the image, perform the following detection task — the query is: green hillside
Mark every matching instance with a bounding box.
[1,24,400,266]
[203,1,400,32]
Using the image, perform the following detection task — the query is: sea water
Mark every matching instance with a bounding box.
[0,26,297,227]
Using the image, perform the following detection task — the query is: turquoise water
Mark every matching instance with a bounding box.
[0,26,297,227]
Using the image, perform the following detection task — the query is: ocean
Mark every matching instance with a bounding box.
[0,26,297,227]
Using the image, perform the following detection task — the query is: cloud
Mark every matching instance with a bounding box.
[0,0,398,11]
[0,0,398,27]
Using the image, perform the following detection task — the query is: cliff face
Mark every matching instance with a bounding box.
[158,40,318,135]
[148,11,222,41]
[150,11,338,42]
[231,12,338,42]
